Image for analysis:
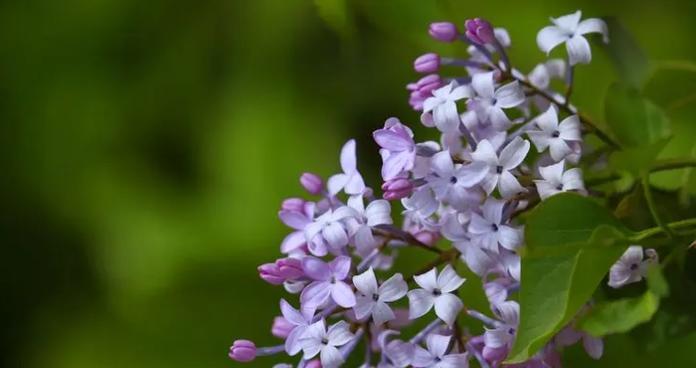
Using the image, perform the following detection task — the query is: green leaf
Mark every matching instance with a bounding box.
[524,193,628,249]
[602,17,650,88]
[604,83,672,149]
[646,264,669,298]
[578,292,660,336]
[507,194,631,363]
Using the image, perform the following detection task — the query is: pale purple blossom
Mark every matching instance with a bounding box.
[374,118,417,180]
[408,265,466,325]
[426,150,488,209]
[608,246,657,288]
[279,299,314,355]
[537,10,608,65]
[468,71,525,130]
[484,301,519,350]
[304,206,356,256]
[468,198,523,252]
[471,137,530,198]
[423,81,473,133]
[301,256,356,309]
[328,139,366,196]
[412,334,469,368]
[352,268,408,325]
[300,320,355,368]
[346,195,393,254]
[527,105,581,161]
[534,160,585,200]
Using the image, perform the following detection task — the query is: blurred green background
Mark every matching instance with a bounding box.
[1,0,695,367]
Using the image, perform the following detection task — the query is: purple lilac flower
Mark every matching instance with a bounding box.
[465,18,495,45]
[414,53,441,73]
[373,117,417,180]
[328,139,366,196]
[346,195,392,254]
[422,81,473,133]
[527,105,582,161]
[301,172,324,195]
[537,10,608,65]
[468,198,523,252]
[426,150,488,210]
[428,22,458,42]
[301,256,356,309]
[471,137,531,198]
[229,340,256,362]
[352,268,408,325]
[534,160,585,200]
[304,207,356,256]
[408,265,466,326]
[279,299,314,355]
[300,320,355,368]
[412,334,469,367]
[608,245,657,288]
[468,71,525,130]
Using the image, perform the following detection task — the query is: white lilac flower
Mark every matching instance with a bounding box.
[407,265,465,325]
[346,195,393,254]
[426,150,488,210]
[378,330,415,368]
[300,320,355,368]
[422,81,473,133]
[301,256,356,309]
[536,10,609,65]
[374,117,417,180]
[279,299,314,355]
[471,137,530,198]
[328,139,366,196]
[484,301,519,350]
[469,71,525,130]
[412,334,469,368]
[402,186,439,219]
[527,105,581,161]
[534,160,585,200]
[608,245,658,288]
[304,206,357,256]
[278,203,314,255]
[468,198,523,252]
[352,268,408,325]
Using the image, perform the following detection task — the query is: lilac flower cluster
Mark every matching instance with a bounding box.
[229,11,658,367]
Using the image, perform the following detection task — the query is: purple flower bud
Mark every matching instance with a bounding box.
[281,197,306,212]
[305,360,322,368]
[271,316,294,338]
[414,53,440,73]
[465,18,495,45]
[482,345,508,363]
[257,263,284,285]
[300,172,324,195]
[275,257,304,279]
[428,22,458,42]
[381,178,414,200]
[413,230,440,246]
[415,74,442,93]
[229,340,256,362]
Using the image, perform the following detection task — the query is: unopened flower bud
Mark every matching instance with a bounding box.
[428,22,458,42]
[382,178,414,201]
[271,316,294,338]
[229,340,256,362]
[414,53,441,73]
[281,197,306,212]
[305,360,322,368]
[275,257,304,279]
[465,18,495,45]
[300,172,324,195]
[413,230,440,246]
[258,263,284,285]
[415,74,442,94]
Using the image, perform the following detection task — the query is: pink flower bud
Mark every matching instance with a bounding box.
[305,359,322,368]
[257,263,284,285]
[271,316,294,338]
[465,18,495,45]
[415,74,442,94]
[428,22,458,42]
[229,340,256,362]
[281,197,306,212]
[300,172,324,195]
[275,257,304,279]
[413,230,440,246]
[414,53,440,73]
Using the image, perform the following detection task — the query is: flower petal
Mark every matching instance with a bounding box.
[301,281,332,308]
[500,137,530,170]
[494,81,525,108]
[413,268,438,291]
[303,257,332,281]
[379,273,408,302]
[576,18,608,42]
[472,72,495,98]
[331,281,356,307]
[566,35,592,65]
[499,170,526,199]
[327,320,354,346]
[372,301,396,325]
[366,199,393,226]
[320,345,344,368]
[437,264,466,293]
[407,289,435,319]
[353,267,379,295]
[339,139,357,173]
[536,25,568,54]
[426,334,451,359]
[434,293,463,325]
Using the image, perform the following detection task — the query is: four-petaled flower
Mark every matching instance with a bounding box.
[300,320,355,368]
[427,150,488,210]
[301,256,356,310]
[469,71,525,130]
[534,160,585,200]
[412,334,469,368]
[304,207,357,256]
[527,105,581,161]
[328,139,366,196]
[407,265,466,325]
[471,137,531,198]
[374,117,417,180]
[352,268,408,325]
[468,198,523,252]
[483,300,519,350]
[537,10,608,65]
[279,299,314,355]
[346,195,392,254]
[423,81,473,133]
[608,245,657,288]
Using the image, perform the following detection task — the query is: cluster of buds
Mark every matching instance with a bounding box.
[229,11,656,367]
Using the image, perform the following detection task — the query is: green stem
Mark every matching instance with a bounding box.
[631,218,696,241]
[641,174,674,238]
[586,157,696,187]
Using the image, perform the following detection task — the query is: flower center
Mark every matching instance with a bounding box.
[491,224,499,232]
[321,338,329,345]
[496,165,503,174]
[630,263,639,271]
[508,327,516,335]
[551,130,560,138]
[450,176,458,184]
[432,288,442,296]
[556,184,563,191]
[372,293,380,301]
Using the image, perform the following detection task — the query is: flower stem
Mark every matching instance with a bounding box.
[631,218,696,241]
[641,174,674,238]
